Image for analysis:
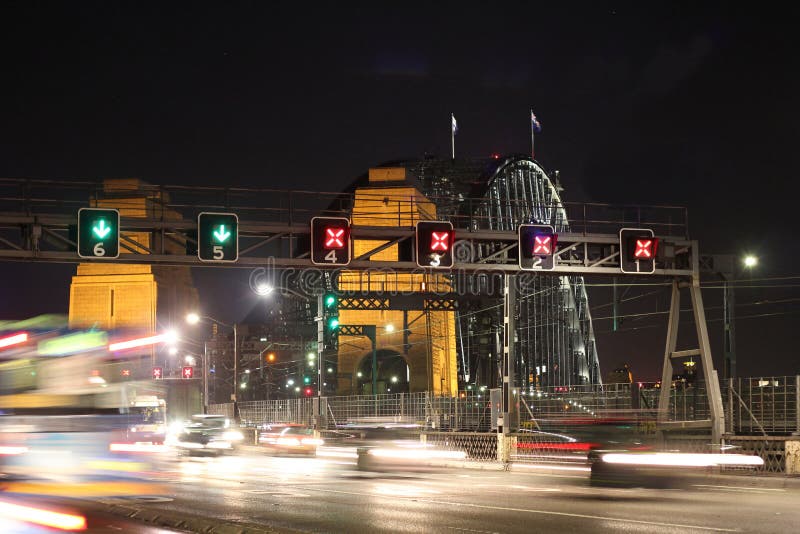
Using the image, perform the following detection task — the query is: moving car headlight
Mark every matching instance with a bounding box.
[222,430,244,442]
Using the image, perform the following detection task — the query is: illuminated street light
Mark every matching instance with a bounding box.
[168,346,178,356]
[307,352,315,360]
[385,324,395,333]
[357,372,363,378]
[391,376,398,383]
[186,313,200,325]
[743,255,758,268]
[254,281,274,296]
[185,355,196,366]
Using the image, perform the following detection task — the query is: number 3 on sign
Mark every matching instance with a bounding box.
[213,245,224,260]
[325,250,338,263]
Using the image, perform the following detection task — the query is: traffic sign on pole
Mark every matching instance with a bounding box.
[518,224,557,271]
[415,221,454,268]
[311,217,351,266]
[77,208,120,259]
[198,212,239,262]
[619,228,658,274]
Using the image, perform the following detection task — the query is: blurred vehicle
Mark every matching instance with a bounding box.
[258,424,322,456]
[356,442,466,472]
[588,447,764,488]
[0,353,164,497]
[173,414,243,456]
[113,395,167,448]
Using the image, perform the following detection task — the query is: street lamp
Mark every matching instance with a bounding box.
[185,312,238,417]
[743,255,758,268]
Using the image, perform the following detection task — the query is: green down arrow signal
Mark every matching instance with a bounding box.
[213,225,232,243]
[93,220,111,239]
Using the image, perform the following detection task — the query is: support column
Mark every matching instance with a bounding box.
[690,276,725,443]
[500,275,519,434]
[658,281,681,422]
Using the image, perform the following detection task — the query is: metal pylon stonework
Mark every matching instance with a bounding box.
[658,270,725,443]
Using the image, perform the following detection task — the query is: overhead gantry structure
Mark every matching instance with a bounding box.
[0,176,724,441]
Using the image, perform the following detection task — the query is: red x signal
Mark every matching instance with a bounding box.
[324,227,346,249]
[634,239,653,259]
[533,235,552,255]
[430,231,450,251]
[182,366,194,379]
[152,367,163,379]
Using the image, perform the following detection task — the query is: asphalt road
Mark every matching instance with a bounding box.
[84,450,800,534]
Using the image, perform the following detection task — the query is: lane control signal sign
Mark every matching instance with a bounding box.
[619,228,658,274]
[415,221,454,268]
[182,366,194,379]
[152,367,163,380]
[519,224,557,271]
[198,212,239,262]
[77,208,120,259]
[311,217,351,266]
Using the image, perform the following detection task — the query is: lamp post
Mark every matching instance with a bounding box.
[186,313,238,418]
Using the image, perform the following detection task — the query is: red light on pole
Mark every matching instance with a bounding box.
[304,387,313,396]
[324,227,346,249]
[152,367,163,379]
[311,217,351,266]
[121,369,131,377]
[533,235,552,255]
[634,239,653,259]
[415,221,454,268]
[430,231,451,251]
[0,332,28,349]
[182,366,194,379]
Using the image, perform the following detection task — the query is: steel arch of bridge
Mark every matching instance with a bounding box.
[472,156,600,387]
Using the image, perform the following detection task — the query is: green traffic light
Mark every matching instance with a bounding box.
[303,376,310,384]
[328,317,339,330]
[324,294,337,308]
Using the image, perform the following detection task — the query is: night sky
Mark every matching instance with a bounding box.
[1,3,798,380]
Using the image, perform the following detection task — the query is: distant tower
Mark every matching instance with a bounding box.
[68,179,198,339]
[336,168,459,396]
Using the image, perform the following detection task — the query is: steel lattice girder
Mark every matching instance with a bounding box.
[0,214,697,277]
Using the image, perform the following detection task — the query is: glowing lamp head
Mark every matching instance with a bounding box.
[254,282,274,296]
[743,255,758,268]
[186,313,200,325]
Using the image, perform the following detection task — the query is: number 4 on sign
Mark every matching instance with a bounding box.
[325,250,337,263]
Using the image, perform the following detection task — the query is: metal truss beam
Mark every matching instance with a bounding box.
[0,214,697,277]
[338,293,459,311]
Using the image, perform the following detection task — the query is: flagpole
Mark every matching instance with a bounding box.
[451,113,455,160]
[530,108,535,160]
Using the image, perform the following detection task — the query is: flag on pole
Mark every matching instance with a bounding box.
[451,114,458,135]
[530,110,542,133]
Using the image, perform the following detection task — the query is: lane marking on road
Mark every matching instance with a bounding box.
[243,490,312,497]
[303,487,740,532]
[446,527,500,534]
[692,484,787,493]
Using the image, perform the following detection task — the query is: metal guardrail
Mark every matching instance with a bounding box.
[423,432,498,462]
